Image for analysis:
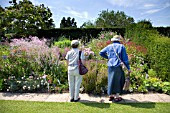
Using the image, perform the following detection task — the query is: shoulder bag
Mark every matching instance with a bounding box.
[78,51,88,75]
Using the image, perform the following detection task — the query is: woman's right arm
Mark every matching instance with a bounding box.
[81,59,86,65]
[99,47,108,59]
[80,51,86,65]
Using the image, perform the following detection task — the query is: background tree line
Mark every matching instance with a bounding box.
[0,0,169,39]
[0,0,141,39]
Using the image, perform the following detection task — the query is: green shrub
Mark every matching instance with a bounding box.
[161,82,170,95]
[81,60,108,95]
[145,77,170,95]
[148,69,157,77]
[0,78,4,91]
[148,37,170,81]
[54,38,71,48]
[4,76,47,92]
[0,45,10,78]
[126,25,170,82]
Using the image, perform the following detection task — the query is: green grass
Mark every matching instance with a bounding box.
[0,100,170,113]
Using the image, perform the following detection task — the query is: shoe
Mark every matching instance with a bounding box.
[114,97,122,102]
[109,96,114,101]
[74,97,80,102]
[70,98,74,102]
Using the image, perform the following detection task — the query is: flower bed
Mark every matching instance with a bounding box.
[0,32,169,95]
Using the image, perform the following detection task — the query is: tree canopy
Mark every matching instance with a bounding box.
[136,19,153,28]
[80,21,95,28]
[0,0,55,37]
[60,17,77,28]
[82,9,135,28]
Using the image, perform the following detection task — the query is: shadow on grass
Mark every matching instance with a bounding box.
[80,99,155,109]
[80,101,110,108]
[114,98,156,109]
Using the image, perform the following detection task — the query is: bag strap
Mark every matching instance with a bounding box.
[112,45,128,70]
[79,51,82,60]
[112,45,122,62]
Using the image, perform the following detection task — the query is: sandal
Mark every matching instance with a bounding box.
[114,97,122,102]
[109,96,115,101]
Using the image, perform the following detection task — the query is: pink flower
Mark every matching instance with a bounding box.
[48,80,52,83]
[101,34,104,38]
[42,75,47,79]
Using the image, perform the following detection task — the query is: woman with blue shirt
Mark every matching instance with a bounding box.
[99,35,131,102]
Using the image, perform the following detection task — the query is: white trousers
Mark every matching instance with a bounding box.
[68,68,82,100]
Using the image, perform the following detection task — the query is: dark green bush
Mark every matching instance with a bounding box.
[148,37,170,81]
[0,78,4,91]
[126,25,170,82]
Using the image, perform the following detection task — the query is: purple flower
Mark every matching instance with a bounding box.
[2,55,7,59]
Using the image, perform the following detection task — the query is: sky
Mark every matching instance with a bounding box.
[1,0,170,28]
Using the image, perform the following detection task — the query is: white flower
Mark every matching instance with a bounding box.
[37,85,40,88]
[23,86,26,90]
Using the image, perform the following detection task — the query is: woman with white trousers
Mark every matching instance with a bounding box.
[65,40,85,102]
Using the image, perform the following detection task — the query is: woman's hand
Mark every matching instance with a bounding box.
[128,70,131,74]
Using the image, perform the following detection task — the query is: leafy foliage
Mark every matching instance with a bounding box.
[81,60,108,95]
[60,17,77,28]
[80,21,95,28]
[126,23,170,82]
[54,39,71,48]
[0,30,169,94]
[83,31,170,94]
[82,10,134,28]
[0,36,67,92]
[0,0,55,37]
[137,19,153,28]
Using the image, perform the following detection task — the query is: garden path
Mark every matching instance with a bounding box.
[0,92,170,103]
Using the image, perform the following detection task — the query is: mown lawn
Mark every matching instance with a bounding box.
[0,100,170,113]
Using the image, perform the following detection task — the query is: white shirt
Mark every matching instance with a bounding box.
[65,48,85,70]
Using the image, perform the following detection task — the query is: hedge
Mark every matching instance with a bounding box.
[37,27,126,41]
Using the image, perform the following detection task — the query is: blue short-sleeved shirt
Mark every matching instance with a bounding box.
[99,42,130,70]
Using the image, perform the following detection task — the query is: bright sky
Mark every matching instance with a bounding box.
[1,0,170,28]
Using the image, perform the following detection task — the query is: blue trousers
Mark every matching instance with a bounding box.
[107,66,125,95]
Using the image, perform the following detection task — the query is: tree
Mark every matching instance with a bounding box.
[60,17,77,28]
[137,19,153,28]
[0,0,55,37]
[95,10,134,27]
[80,21,95,28]
[0,6,5,36]
[81,9,134,28]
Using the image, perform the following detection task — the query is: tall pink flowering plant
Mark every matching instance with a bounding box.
[9,36,64,78]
